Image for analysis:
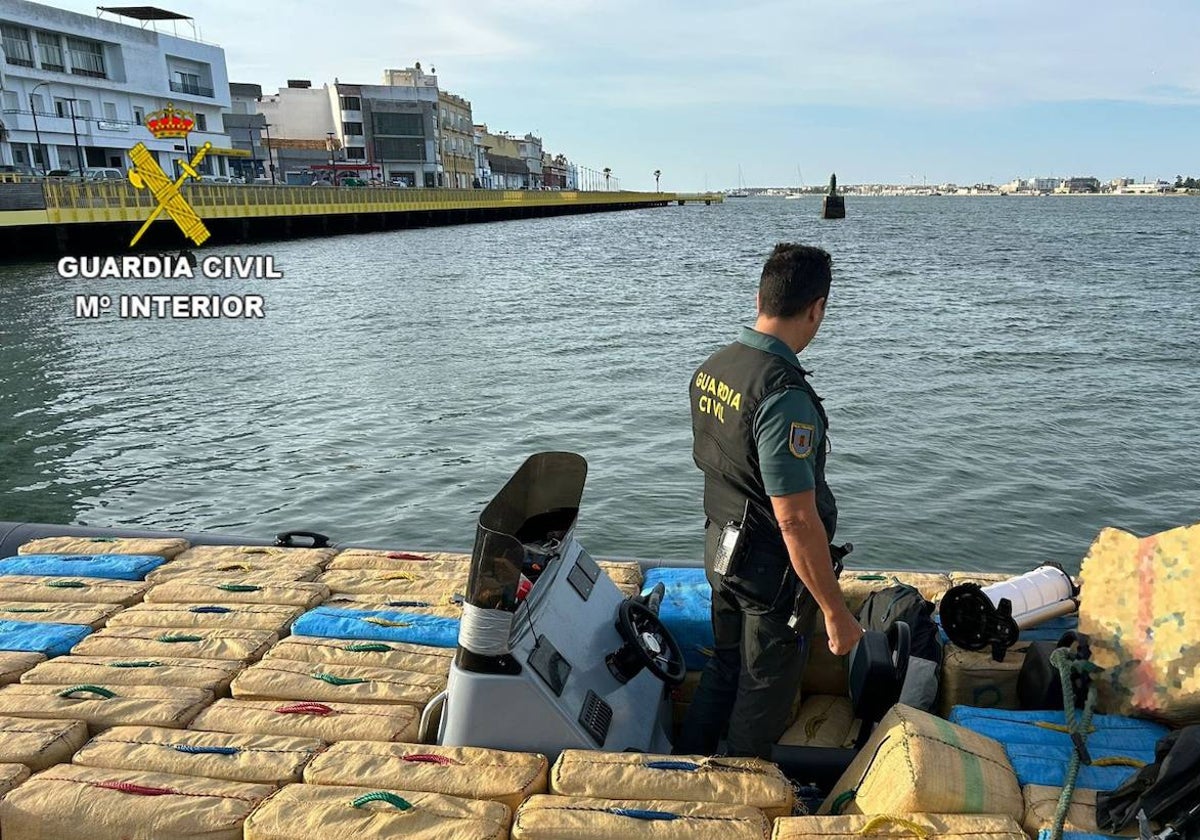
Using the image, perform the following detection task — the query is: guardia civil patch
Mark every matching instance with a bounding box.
[789,422,815,459]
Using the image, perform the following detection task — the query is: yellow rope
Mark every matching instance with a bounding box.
[381,572,419,582]
[859,815,930,838]
[1034,722,1097,734]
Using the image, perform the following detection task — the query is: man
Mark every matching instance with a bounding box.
[677,243,864,759]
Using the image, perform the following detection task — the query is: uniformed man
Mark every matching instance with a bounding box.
[677,243,863,759]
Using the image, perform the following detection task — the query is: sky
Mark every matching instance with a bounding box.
[55,0,1200,191]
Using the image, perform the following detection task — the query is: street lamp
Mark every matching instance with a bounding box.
[246,125,258,182]
[325,131,336,182]
[29,82,50,175]
[64,97,83,175]
[654,169,661,192]
[261,122,275,184]
[603,167,611,191]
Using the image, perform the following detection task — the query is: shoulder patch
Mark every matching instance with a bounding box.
[788,422,815,459]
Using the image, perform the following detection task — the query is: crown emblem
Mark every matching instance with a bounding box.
[146,103,195,139]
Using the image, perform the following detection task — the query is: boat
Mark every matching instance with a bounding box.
[728,164,750,198]
[785,165,805,198]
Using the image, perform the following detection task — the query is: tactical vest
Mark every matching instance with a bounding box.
[691,340,838,568]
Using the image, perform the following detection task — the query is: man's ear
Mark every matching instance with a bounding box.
[809,297,827,322]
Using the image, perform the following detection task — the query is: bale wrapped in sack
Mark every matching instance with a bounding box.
[1022,785,1138,839]
[304,741,548,813]
[263,635,454,675]
[71,725,323,785]
[291,606,460,648]
[0,554,167,581]
[244,783,511,840]
[819,704,1023,820]
[779,694,860,748]
[19,536,189,559]
[21,655,245,695]
[947,707,1168,790]
[550,750,794,820]
[513,794,771,840]
[190,698,419,743]
[0,651,44,685]
[71,626,278,663]
[642,568,715,671]
[0,601,123,630]
[596,560,644,589]
[146,558,325,585]
[106,602,304,635]
[1078,523,1200,726]
[229,658,445,708]
[330,549,472,565]
[170,544,337,567]
[321,593,463,619]
[937,643,1030,716]
[774,813,1028,840]
[315,570,468,601]
[0,683,213,734]
[145,579,330,609]
[0,619,92,657]
[0,575,148,607]
[0,764,274,840]
[326,553,470,576]
[0,715,89,770]
[0,763,30,798]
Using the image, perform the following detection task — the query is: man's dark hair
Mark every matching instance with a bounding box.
[758,243,832,318]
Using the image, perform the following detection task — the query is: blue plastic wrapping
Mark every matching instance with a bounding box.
[643,567,713,671]
[292,606,460,648]
[948,706,1168,789]
[0,554,167,581]
[0,619,92,657]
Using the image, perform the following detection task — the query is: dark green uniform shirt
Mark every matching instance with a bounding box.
[737,327,824,496]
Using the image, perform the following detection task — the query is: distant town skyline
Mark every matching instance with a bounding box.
[44,0,1200,192]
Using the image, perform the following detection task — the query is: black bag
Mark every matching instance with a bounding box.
[1096,725,1200,840]
[856,583,941,662]
[1016,631,1090,710]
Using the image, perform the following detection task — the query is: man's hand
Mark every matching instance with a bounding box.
[825,607,865,656]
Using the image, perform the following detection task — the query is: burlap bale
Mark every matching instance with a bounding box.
[18,536,189,559]
[244,783,510,840]
[615,581,643,598]
[0,684,213,734]
[0,575,148,606]
[1078,523,1200,726]
[72,724,322,785]
[595,560,644,588]
[21,655,244,694]
[0,652,45,686]
[839,571,953,612]
[322,593,462,618]
[779,694,861,748]
[332,549,471,564]
[0,763,30,798]
[190,699,419,742]
[550,750,794,820]
[0,715,89,770]
[326,554,470,575]
[316,570,468,599]
[146,579,330,609]
[1022,785,1138,838]
[0,763,273,840]
[819,704,1023,820]
[0,601,123,630]
[937,644,1029,717]
[146,559,325,585]
[71,626,278,663]
[513,794,771,840]
[263,636,454,676]
[773,813,1028,840]
[106,602,303,635]
[171,544,337,567]
[230,658,445,707]
[304,741,548,813]
[948,572,1015,587]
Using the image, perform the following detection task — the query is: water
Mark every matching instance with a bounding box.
[2,196,1198,574]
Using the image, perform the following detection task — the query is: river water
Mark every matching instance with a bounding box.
[2,196,1197,574]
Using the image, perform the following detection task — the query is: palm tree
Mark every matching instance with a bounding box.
[653,169,661,192]
[603,167,611,191]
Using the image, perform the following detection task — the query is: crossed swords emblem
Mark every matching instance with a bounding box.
[126,141,213,247]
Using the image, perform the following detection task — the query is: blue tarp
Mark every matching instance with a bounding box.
[643,567,713,671]
[936,612,1080,646]
[292,606,460,648]
[0,554,167,581]
[0,619,92,657]
[948,706,1168,789]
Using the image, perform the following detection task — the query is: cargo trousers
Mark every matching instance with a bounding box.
[675,525,811,760]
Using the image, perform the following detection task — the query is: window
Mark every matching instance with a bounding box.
[195,113,207,131]
[67,37,106,78]
[133,106,144,125]
[374,137,425,161]
[102,102,117,120]
[35,31,63,71]
[339,95,360,111]
[2,24,33,67]
[175,71,200,92]
[372,112,423,136]
[1,90,15,111]
[342,121,363,136]
[74,99,92,118]
[55,99,68,118]
[345,146,365,160]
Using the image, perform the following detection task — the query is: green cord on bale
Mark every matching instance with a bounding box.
[351,792,412,811]
[1048,648,1104,840]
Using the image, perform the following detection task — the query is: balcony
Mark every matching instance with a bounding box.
[169,80,214,98]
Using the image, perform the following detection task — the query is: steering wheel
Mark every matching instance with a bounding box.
[607,599,686,687]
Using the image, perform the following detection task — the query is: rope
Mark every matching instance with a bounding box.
[1092,757,1146,768]
[216,584,261,592]
[351,791,412,811]
[859,815,931,838]
[1048,648,1103,840]
[107,661,162,668]
[174,744,239,756]
[458,603,513,657]
[57,685,116,699]
[829,789,857,815]
[157,633,203,643]
[46,580,88,588]
[312,672,368,686]
[1034,722,1097,734]
[342,643,392,653]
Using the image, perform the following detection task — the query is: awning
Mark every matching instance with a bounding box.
[205,148,252,158]
[487,153,527,175]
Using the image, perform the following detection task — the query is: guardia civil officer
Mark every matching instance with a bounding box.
[677,243,863,759]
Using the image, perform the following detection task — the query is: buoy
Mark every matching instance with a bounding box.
[821,172,845,219]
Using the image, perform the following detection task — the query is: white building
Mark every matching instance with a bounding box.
[0,1,234,175]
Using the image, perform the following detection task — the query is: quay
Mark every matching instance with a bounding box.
[0,181,722,257]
